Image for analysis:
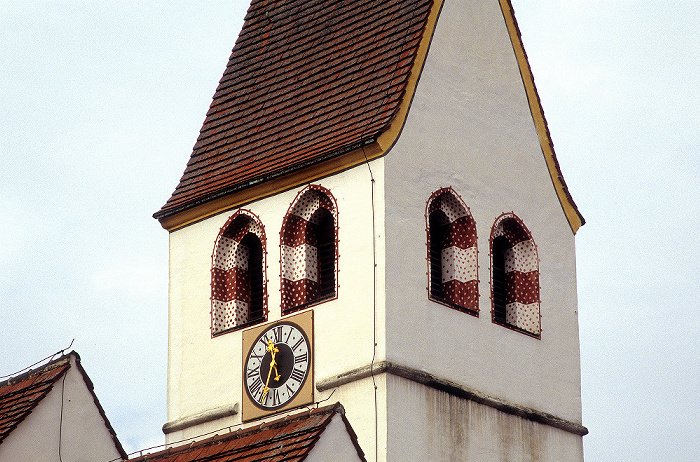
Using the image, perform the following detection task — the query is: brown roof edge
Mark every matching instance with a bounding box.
[498,0,585,233]
[287,402,367,462]
[152,136,377,224]
[373,0,444,155]
[337,405,368,462]
[68,352,129,460]
[154,139,385,231]
[154,0,445,232]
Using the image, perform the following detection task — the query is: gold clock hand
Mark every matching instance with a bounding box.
[260,339,279,403]
[268,339,281,381]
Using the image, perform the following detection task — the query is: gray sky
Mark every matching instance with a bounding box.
[1,1,698,460]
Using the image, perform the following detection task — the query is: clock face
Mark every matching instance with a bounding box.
[243,321,311,410]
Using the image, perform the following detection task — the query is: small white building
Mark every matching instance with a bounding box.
[149,0,588,460]
[0,352,126,462]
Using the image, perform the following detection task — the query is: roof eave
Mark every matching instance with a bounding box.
[154,0,444,232]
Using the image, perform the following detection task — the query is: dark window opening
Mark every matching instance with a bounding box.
[429,210,449,301]
[241,232,264,323]
[314,209,335,300]
[492,235,509,324]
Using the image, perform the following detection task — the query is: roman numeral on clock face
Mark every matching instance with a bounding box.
[248,377,263,397]
[289,367,305,383]
[249,350,264,362]
[247,364,260,379]
[273,326,283,343]
[291,337,304,352]
[266,389,280,406]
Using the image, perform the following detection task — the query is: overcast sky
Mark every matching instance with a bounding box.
[1,1,698,460]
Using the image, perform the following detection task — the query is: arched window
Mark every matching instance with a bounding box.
[211,211,267,335]
[490,213,540,336]
[281,186,338,313]
[426,188,478,313]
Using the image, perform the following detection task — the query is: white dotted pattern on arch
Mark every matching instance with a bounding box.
[280,187,336,312]
[428,189,478,311]
[492,215,540,335]
[211,213,265,334]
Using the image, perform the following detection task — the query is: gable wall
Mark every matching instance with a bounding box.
[305,413,365,462]
[383,0,583,425]
[0,359,123,462]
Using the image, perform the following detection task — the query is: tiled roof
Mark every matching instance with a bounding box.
[127,403,365,461]
[155,0,433,220]
[0,351,127,459]
[0,354,70,444]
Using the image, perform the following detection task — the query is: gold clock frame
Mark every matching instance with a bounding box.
[241,310,314,421]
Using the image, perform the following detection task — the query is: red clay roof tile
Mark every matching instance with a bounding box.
[0,357,69,444]
[155,0,433,220]
[127,403,365,462]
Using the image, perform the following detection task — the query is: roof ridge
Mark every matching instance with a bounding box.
[127,403,345,461]
[0,352,72,389]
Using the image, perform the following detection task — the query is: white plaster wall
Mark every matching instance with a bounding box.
[383,0,583,425]
[386,375,584,461]
[0,360,123,462]
[166,160,386,442]
[316,375,387,462]
[306,413,365,462]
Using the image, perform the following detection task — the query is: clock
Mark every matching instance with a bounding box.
[242,310,313,420]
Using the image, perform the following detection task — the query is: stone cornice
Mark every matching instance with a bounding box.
[162,404,239,435]
[317,361,588,437]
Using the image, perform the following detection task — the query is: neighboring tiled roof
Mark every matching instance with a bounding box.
[127,403,365,462]
[0,354,69,444]
[0,351,127,459]
[155,0,433,220]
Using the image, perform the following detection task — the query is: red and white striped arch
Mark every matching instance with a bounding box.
[490,213,540,336]
[427,188,478,312]
[211,210,267,335]
[280,185,338,313]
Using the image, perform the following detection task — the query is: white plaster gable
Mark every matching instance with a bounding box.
[382,0,584,426]
[305,413,366,462]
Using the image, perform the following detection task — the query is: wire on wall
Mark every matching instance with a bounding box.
[362,146,379,462]
[58,370,67,462]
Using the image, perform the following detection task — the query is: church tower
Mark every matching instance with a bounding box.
[153,0,587,460]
